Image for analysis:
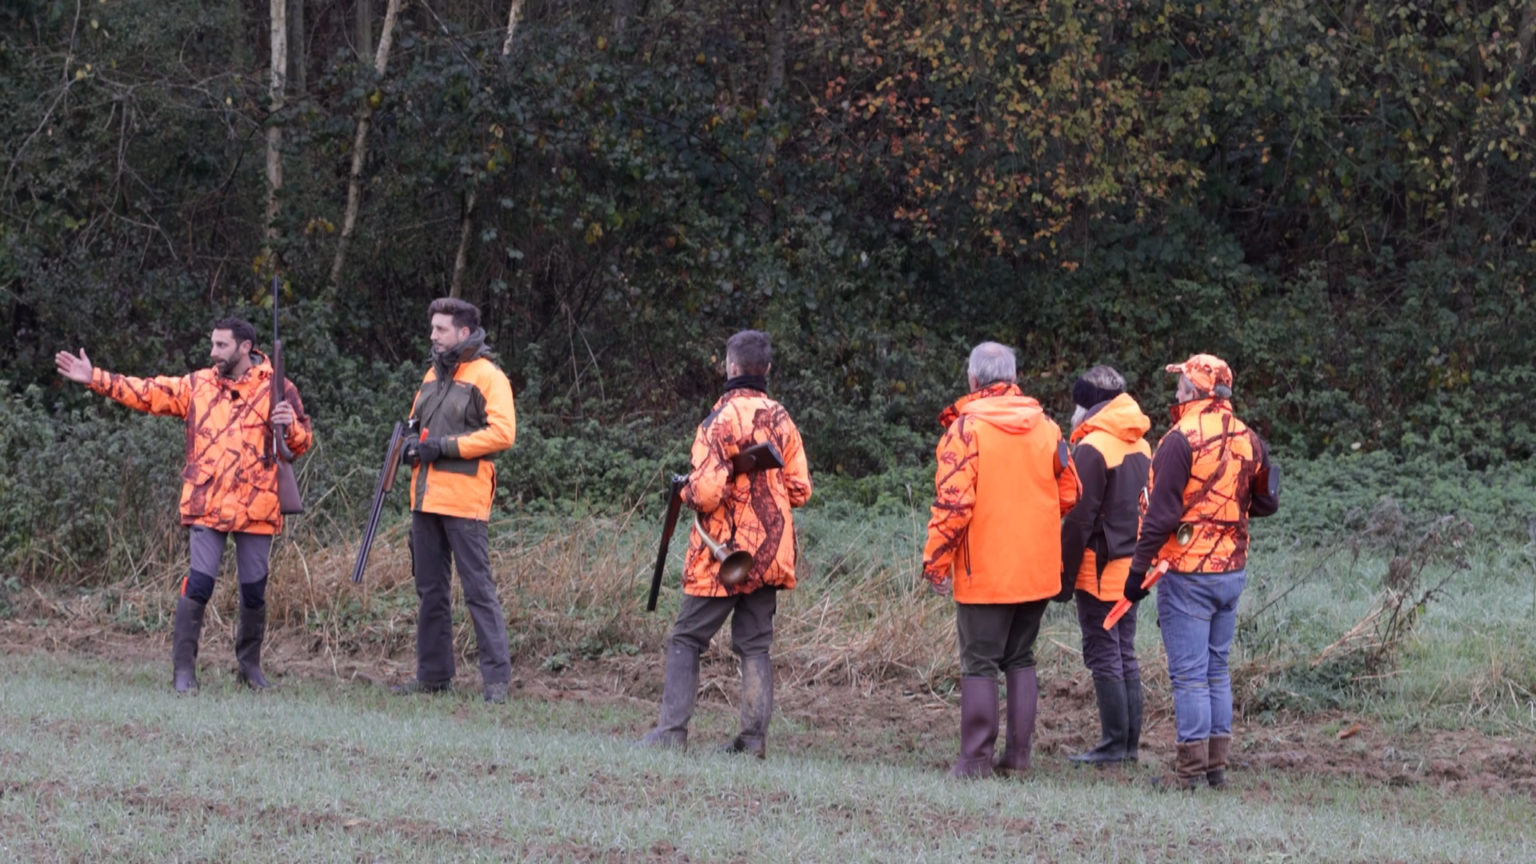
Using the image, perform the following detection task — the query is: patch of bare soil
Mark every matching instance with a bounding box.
[2,618,1532,798]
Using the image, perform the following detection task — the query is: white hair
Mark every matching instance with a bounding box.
[967,342,1016,387]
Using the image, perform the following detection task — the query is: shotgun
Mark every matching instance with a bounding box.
[351,418,416,584]
[269,273,304,514]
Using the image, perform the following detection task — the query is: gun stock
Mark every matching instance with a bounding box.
[646,474,689,611]
[351,421,409,584]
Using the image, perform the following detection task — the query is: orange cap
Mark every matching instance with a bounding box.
[1165,353,1233,394]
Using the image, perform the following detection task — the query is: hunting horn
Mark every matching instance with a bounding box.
[694,515,753,590]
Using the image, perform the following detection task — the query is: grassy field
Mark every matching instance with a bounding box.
[1,652,1533,863]
[3,493,1535,861]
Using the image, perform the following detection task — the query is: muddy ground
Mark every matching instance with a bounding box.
[4,616,1533,802]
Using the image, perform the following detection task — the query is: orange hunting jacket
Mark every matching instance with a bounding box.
[408,355,517,521]
[1131,398,1278,574]
[88,353,312,535]
[1060,394,1153,602]
[923,383,1081,604]
[681,387,812,597]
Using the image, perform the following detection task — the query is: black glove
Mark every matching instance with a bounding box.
[404,438,444,466]
[415,438,444,464]
[1053,570,1075,604]
[1123,567,1150,603]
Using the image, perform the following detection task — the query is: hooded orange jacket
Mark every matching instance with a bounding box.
[88,354,312,535]
[408,355,517,521]
[1060,394,1153,602]
[681,387,811,597]
[1131,397,1278,574]
[923,383,1080,604]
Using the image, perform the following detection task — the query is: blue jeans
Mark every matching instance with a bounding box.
[1156,569,1246,742]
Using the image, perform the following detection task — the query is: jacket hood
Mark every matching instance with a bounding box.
[958,393,1044,435]
[939,381,1022,428]
[1071,392,1150,444]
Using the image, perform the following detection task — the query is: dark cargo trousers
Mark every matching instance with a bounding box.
[410,512,511,686]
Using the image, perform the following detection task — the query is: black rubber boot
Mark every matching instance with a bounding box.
[1124,676,1144,762]
[235,605,272,690]
[997,666,1038,776]
[1069,677,1129,765]
[951,676,999,778]
[171,595,206,695]
[722,654,773,759]
[638,642,700,750]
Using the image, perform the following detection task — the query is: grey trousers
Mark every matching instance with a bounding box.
[410,511,512,686]
[188,526,271,586]
[668,588,778,658]
[956,599,1050,678]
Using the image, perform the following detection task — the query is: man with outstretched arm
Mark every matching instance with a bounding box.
[638,330,812,758]
[1059,365,1153,766]
[55,318,312,693]
[923,342,1080,778]
[1123,353,1279,789]
[392,297,518,704]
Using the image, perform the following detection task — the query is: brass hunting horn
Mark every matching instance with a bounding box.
[694,516,754,590]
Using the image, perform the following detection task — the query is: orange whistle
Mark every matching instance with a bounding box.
[1103,560,1168,630]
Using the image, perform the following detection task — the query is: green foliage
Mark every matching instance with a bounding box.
[5,0,1536,583]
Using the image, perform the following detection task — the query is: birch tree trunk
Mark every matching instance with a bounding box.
[449,0,524,299]
[327,0,403,296]
[263,0,288,266]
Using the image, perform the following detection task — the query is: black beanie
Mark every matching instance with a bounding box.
[1072,377,1122,410]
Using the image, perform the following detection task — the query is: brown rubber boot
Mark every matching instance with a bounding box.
[950,676,999,778]
[1206,735,1231,788]
[638,642,700,750]
[171,595,206,695]
[997,666,1038,775]
[235,605,272,690]
[1124,677,1144,762]
[722,653,773,759]
[1174,738,1209,790]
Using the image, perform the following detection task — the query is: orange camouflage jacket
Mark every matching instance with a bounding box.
[88,353,312,535]
[681,386,812,597]
[923,383,1080,604]
[1131,397,1278,574]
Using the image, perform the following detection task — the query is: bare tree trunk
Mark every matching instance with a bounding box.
[356,0,374,60]
[762,0,788,107]
[327,0,403,296]
[450,0,524,298]
[290,0,306,94]
[501,0,525,57]
[264,0,288,266]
